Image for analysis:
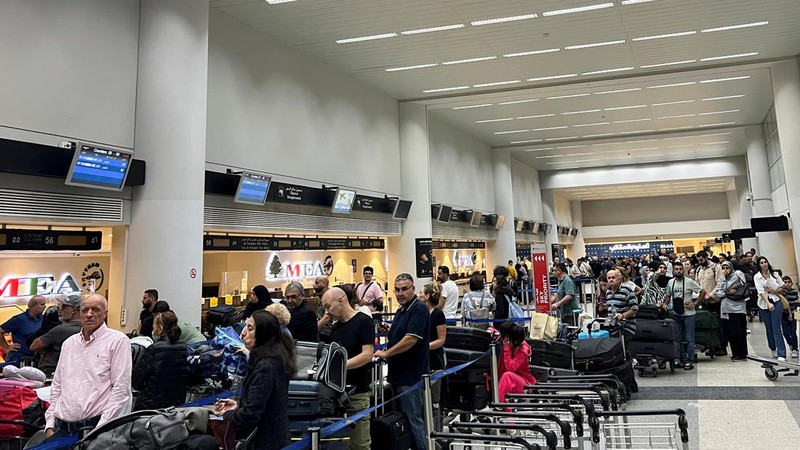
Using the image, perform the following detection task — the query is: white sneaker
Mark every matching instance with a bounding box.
[778,357,786,362]
[772,350,778,358]
[792,351,799,358]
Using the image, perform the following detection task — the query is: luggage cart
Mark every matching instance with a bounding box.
[432,432,542,450]
[589,409,689,450]
[0,421,42,450]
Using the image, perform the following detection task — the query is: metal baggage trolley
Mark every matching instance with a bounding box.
[589,409,690,450]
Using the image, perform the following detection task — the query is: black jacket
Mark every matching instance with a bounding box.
[287,301,318,342]
[224,356,290,450]
[131,340,189,411]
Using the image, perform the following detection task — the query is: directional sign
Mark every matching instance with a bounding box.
[531,243,550,313]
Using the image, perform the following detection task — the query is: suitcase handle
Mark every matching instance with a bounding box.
[488,402,583,439]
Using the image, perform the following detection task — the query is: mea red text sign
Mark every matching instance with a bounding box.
[532,244,550,313]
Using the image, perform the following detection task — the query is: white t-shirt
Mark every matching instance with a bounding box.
[441,279,459,319]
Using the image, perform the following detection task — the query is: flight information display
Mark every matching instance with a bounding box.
[65,145,132,191]
[234,172,271,205]
[331,188,357,214]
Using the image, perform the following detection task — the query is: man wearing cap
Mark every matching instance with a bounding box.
[0,295,46,365]
[30,295,83,377]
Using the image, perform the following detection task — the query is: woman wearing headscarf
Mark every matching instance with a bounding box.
[241,285,271,321]
[715,261,749,361]
[641,262,670,306]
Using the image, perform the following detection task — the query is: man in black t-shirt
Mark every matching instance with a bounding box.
[323,287,374,450]
[136,289,159,337]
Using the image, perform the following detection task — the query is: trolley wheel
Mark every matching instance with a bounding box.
[765,367,779,381]
[638,368,645,377]
[669,360,675,372]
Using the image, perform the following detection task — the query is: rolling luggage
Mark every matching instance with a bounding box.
[0,385,46,440]
[445,348,491,369]
[574,337,626,372]
[627,340,679,360]
[636,304,667,320]
[370,411,414,450]
[694,310,721,350]
[595,359,638,394]
[529,364,581,382]
[631,318,678,342]
[527,338,574,370]
[288,380,349,418]
[441,381,490,411]
[447,367,488,384]
[205,306,240,328]
[444,326,493,352]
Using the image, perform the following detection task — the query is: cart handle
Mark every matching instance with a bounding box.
[545,375,628,403]
[506,393,597,417]
[471,411,571,449]
[525,383,613,411]
[447,421,558,450]
[489,402,583,438]
[590,408,689,444]
[432,432,541,450]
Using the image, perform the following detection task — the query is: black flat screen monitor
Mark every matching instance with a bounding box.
[470,211,483,227]
[515,219,524,232]
[438,205,453,223]
[730,228,755,240]
[65,144,133,191]
[234,172,271,205]
[571,228,578,237]
[393,199,412,220]
[751,216,790,233]
[495,215,506,230]
[331,188,357,214]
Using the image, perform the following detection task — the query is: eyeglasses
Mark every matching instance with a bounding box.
[284,294,300,300]
[393,285,413,293]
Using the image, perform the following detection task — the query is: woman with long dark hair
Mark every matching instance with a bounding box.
[497,321,536,403]
[215,310,297,449]
[492,266,514,327]
[132,311,189,410]
[754,256,788,361]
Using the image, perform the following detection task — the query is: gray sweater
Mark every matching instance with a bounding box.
[716,271,748,316]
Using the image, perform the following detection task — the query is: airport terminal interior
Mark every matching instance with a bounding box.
[2,1,800,449]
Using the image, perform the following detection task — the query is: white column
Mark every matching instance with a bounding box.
[388,104,433,287]
[125,0,209,327]
[487,148,516,271]
[731,176,757,253]
[542,190,559,264]
[107,225,128,330]
[772,58,800,281]
[570,201,586,258]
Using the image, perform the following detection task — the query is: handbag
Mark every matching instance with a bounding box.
[777,294,791,312]
[508,296,525,320]
[529,312,559,340]
[468,292,491,329]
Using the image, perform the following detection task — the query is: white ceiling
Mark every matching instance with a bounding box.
[211,0,800,176]
[557,176,734,201]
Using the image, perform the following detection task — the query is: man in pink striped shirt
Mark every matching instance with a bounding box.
[44,294,132,438]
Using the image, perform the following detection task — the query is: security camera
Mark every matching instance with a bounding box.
[745,193,753,202]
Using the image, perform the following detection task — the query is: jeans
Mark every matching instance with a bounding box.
[760,305,787,357]
[782,315,798,352]
[346,392,371,450]
[673,314,696,364]
[396,385,426,450]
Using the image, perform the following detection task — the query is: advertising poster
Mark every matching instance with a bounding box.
[531,243,551,313]
[415,238,433,279]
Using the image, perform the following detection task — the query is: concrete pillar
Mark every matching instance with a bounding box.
[570,201,586,258]
[731,176,757,253]
[542,190,559,265]
[107,225,128,330]
[387,104,433,288]
[124,0,209,328]
[487,148,516,271]
[771,58,800,281]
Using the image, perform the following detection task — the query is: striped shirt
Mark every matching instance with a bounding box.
[605,284,639,316]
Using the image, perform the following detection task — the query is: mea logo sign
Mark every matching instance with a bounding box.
[266,255,325,280]
[0,274,81,298]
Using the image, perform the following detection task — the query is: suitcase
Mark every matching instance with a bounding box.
[578,330,610,340]
[631,319,678,342]
[445,348,491,369]
[447,367,488,384]
[288,380,322,418]
[529,365,581,382]
[627,340,679,360]
[370,411,414,450]
[442,381,490,411]
[206,306,240,327]
[444,326,493,352]
[527,339,574,370]
[574,337,626,372]
[636,304,667,320]
[594,359,638,395]
[694,309,720,330]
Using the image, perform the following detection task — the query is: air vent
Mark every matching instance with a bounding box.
[0,188,124,222]
[204,206,401,235]
[433,225,497,241]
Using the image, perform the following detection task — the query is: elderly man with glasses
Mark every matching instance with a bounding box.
[284,281,318,342]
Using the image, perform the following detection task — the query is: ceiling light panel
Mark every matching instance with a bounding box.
[385,63,438,72]
[494,129,530,134]
[613,118,652,123]
[565,40,626,50]
[545,136,580,141]
[473,80,521,88]
[475,118,514,123]
[498,99,539,105]
[451,104,493,110]
[573,122,611,127]
[701,21,769,33]
[699,76,751,83]
[562,109,602,115]
[543,3,615,16]
[422,85,470,93]
[441,56,497,65]
[532,126,569,131]
[658,114,697,119]
[647,82,696,89]
[604,104,647,111]
[471,13,538,26]
[697,110,740,116]
[400,24,465,35]
[640,59,696,69]
[652,100,696,106]
[700,52,759,62]
[336,33,397,44]
[528,74,578,81]
[701,95,745,101]
[504,48,560,58]
[547,93,591,100]
[581,67,634,75]
[517,114,556,119]
[632,30,696,41]
[594,88,642,95]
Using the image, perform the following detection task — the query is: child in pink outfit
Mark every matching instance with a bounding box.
[497,321,537,402]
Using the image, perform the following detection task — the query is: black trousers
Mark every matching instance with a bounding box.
[721,313,748,358]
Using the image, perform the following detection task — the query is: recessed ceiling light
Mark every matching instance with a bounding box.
[494,129,530,134]
[562,109,602,115]
[618,129,655,134]
[604,104,648,111]
[471,13,539,26]
[695,132,733,138]
[582,133,617,138]
[667,144,693,148]
[451,104,493,110]
[266,0,298,3]
[652,100,696,106]
[613,118,652,124]
[640,59,696,69]
[400,24,465,35]
[698,110,740,116]
[473,80,521,88]
[566,40,626,50]
[701,95,745,101]
[521,146,553,150]
[632,30,697,41]
[543,3,615,17]
[701,21,769,33]
[528,74,578,81]
[699,75,751,83]
[441,56,497,65]
[517,114,556,119]
[581,67,635,75]
[498,99,540,105]
[385,63,439,72]
[647,82,697,89]
[621,0,657,5]
[504,48,560,58]
[536,154,564,159]
[658,114,697,119]
[661,126,696,131]
[701,141,731,145]
[545,136,580,141]
[546,93,591,100]
[701,52,759,62]
[532,126,569,131]
[593,88,642,96]
[475,118,514,123]
[336,33,398,44]
[422,85,470,93]
[573,122,611,127]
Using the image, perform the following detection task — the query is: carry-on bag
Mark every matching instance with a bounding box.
[529,313,559,340]
[445,348,491,369]
[370,411,414,450]
[594,359,638,394]
[444,326,493,352]
[527,338,574,370]
[573,337,626,372]
[636,304,667,320]
[627,340,680,360]
[0,385,46,440]
[205,306,241,328]
[630,318,678,342]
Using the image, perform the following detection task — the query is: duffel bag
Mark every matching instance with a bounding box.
[76,407,198,450]
[636,304,666,320]
[630,318,678,342]
[574,337,626,372]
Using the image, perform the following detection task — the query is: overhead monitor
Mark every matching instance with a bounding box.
[431,204,441,219]
[470,211,483,227]
[65,144,133,191]
[495,215,506,230]
[561,227,570,236]
[751,216,790,233]
[393,199,412,220]
[331,188,357,214]
[234,172,271,205]
[571,228,578,237]
[438,205,453,223]
[514,218,524,232]
[730,228,756,240]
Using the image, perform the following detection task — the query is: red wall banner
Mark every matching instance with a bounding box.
[532,244,551,313]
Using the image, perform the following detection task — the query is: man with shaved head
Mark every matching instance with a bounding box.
[44,294,132,439]
[314,275,334,343]
[0,295,46,365]
[323,287,374,449]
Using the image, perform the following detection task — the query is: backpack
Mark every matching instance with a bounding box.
[0,385,47,438]
[508,296,525,320]
[466,292,492,329]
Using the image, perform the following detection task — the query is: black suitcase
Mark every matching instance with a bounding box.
[574,338,626,372]
[205,305,240,327]
[527,338,575,370]
[288,380,322,418]
[595,359,638,394]
[529,364,581,382]
[627,340,679,360]
[444,326,493,352]
[631,319,678,342]
[442,381,490,411]
[447,367,488,384]
[445,348,491,369]
[370,411,414,450]
[636,305,667,320]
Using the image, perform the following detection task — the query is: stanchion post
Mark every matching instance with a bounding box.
[422,374,436,450]
[309,426,321,450]
[490,343,500,404]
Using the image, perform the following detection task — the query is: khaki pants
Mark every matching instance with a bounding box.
[347,391,371,450]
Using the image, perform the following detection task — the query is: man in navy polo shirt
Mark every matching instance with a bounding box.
[374,273,430,450]
[0,295,46,365]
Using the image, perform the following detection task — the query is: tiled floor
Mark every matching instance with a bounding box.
[628,317,800,449]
